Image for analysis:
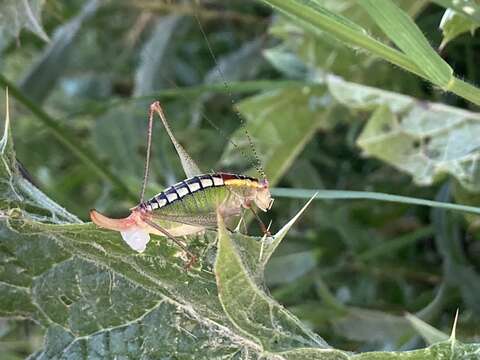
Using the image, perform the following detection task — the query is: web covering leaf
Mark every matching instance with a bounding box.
[0,102,479,358]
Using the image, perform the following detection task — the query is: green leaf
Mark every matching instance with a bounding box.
[1,99,332,357]
[192,38,265,126]
[351,341,480,359]
[357,0,453,88]
[331,282,449,346]
[19,0,101,103]
[215,212,338,353]
[229,73,480,202]
[92,102,146,190]
[265,250,316,285]
[263,45,310,79]
[439,9,479,50]
[0,75,137,201]
[134,15,182,96]
[0,0,48,50]
[221,85,338,184]
[333,307,410,343]
[326,76,480,192]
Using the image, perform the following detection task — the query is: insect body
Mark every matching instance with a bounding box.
[90,102,273,265]
[140,173,271,222]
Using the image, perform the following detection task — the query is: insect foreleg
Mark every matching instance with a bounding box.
[250,207,271,237]
[141,217,197,268]
[233,211,244,233]
[237,209,249,234]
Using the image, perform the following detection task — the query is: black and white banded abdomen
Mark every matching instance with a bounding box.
[139,173,256,212]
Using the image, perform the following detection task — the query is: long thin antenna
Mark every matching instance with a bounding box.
[193,9,267,179]
[140,105,155,203]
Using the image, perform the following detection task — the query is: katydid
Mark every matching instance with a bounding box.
[90,101,273,266]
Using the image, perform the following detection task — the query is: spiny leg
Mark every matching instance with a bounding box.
[239,209,249,234]
[142,217,197,269]
[140,104,156,204]
[233,212,244,233]
[150,101,202,178]
[140,101,202,204]
[250,207,271,236]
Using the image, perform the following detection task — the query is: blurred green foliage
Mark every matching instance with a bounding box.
[1,0,480,358]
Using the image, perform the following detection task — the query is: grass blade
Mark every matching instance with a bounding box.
[261,0,423,77]
[271,187,480,215]
[260,0,480,106]
[358,0,452,88]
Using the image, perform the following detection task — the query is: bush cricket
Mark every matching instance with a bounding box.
[90,101,273,267]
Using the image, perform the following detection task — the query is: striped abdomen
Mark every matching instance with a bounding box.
[140,173,258,212]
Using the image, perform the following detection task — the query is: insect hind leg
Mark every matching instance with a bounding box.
[139,103,156,204]
[141,217,197,269]
[139,101,202,204]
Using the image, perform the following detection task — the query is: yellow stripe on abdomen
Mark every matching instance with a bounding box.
[224,179,259,188]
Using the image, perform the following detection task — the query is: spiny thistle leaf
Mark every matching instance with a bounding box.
[1,96,479,358]
[215,211,332,352]
[0,100,328,358]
